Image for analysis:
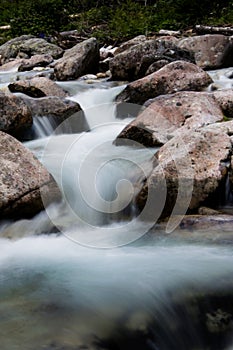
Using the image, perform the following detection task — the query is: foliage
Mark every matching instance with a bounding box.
[9,0,71,37]
[0,0,232,45]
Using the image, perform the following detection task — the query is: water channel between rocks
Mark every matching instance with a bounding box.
[0,67,233,350]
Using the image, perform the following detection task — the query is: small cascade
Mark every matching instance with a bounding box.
[1,69,233,350]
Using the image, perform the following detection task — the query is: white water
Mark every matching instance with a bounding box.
[0,68,233,349]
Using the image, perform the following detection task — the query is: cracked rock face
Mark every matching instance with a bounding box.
[0,131,60,218]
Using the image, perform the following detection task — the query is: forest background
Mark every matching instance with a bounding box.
[0,0,232,45]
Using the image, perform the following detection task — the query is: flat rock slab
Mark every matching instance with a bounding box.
[8,77,67,98]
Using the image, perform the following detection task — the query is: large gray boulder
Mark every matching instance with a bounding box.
[0,36,63,64]
[0,131,60,218]
[109,39,194,81]
[54,37,99,81]
[136,122,233,220]
[0,91,32,135]
[116,60,212,105]
[177,34,233,69]
[116,91,224,146]
[8,77,67,98]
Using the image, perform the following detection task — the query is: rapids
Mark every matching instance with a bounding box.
[0,67,233,350]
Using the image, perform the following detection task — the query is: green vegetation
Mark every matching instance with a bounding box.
[0,0,232,45]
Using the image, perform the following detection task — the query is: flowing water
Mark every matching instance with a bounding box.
[0,67,233,350]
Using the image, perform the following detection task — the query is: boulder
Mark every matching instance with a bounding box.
[0,91,32,134]
[136,122,233,220]
[18,54,54,72]
[0,131,60,219]
[8,77,67,98]
[0,36,63,64]
[116,60,213,105]
[177,34,233,69]
[213,89,233,118]
[116,91,224,146]
[0,59,24,72]
[23,96,82,119]
[54,37,99,81]
[20,96,86,140]
[109,39,194,81]
[114,35,147,55]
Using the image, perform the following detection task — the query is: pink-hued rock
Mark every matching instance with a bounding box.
[136,122,233,219]
[116,91,224,146]
[116,60,212,105]
[0,131,60,218]
[0,91,32,134]
[177,34,233,69]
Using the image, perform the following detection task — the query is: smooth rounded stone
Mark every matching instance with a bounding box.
[177,34,233,69]
[18,54,54,72]
[110,39,194,81]
[54,37,99,81]
[136,123,232,219]
[0,36,63,64]
[213,89,233,118]
[0,91,32,134]
[116,60,213,105]
[0,131,60,219]
[8,77,67,98]
[116,91,224,146]
[78,74,97,81]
